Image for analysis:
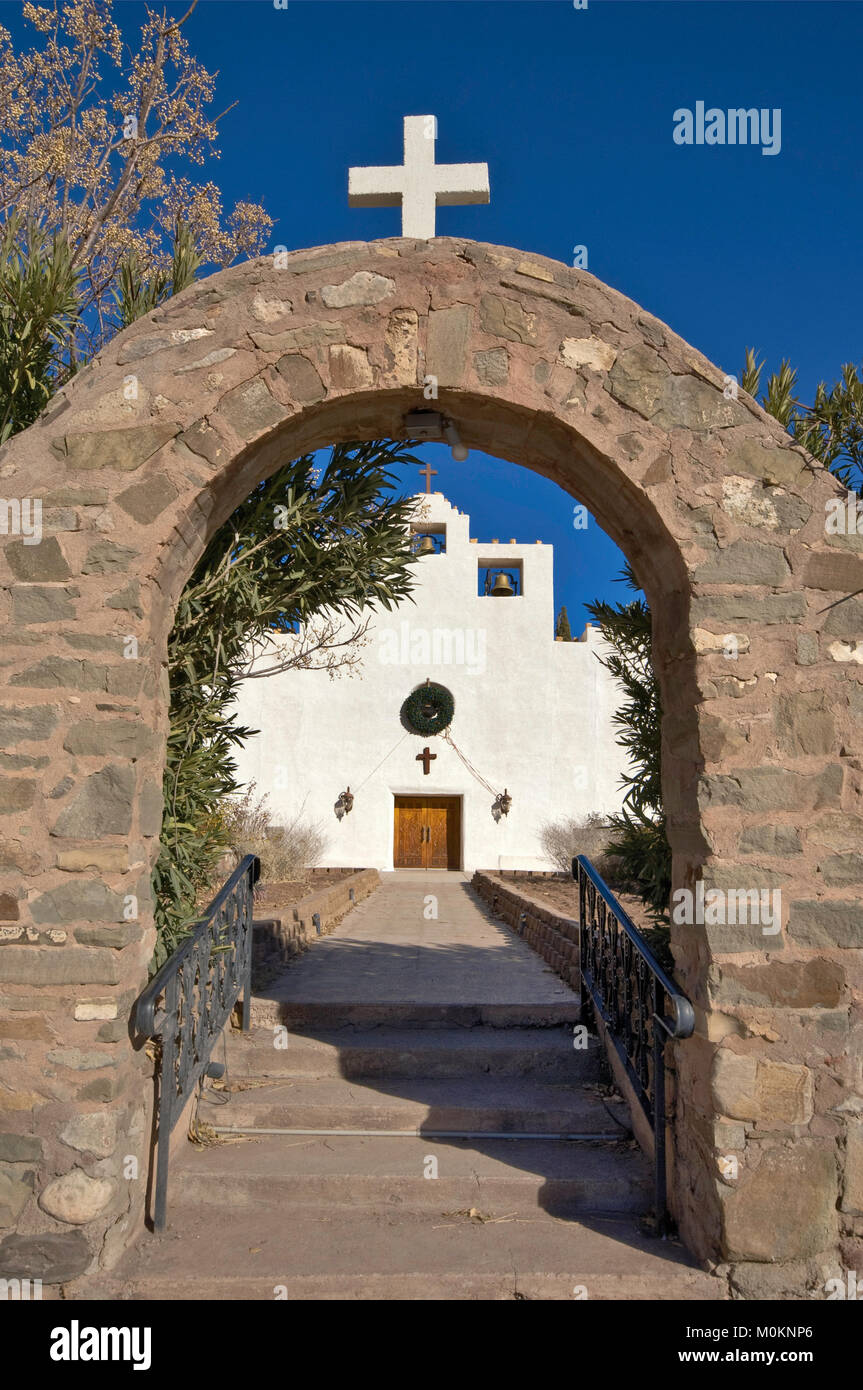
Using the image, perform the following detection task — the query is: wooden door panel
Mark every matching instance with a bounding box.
[394,796,460,870]
[427,804,449,869]
[394,798,425,867]
[446,798,460,870]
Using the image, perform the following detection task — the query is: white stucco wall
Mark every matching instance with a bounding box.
[228,493,630,872]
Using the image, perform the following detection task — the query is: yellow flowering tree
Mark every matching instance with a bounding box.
[0,0,271,357]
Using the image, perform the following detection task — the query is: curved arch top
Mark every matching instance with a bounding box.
[0,238,860,1281]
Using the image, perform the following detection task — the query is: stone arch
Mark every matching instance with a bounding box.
[1,238,860,1286]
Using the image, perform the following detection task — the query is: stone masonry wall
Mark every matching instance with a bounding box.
[0,237,859,1291]
[253,868,380,973]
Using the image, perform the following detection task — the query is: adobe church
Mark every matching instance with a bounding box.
[230,486,630,872]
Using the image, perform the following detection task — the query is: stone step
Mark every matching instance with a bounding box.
[197,1075,631,1138]
[170,1134,651,1216]
[81,1271,723,1301]
[73,1206,724,1301]
[249,1000,581,1029]
[222,1024,599,1081]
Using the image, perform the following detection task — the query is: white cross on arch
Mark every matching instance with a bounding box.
[348,115,490,240]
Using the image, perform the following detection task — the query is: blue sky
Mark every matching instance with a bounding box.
[9,0,860,624]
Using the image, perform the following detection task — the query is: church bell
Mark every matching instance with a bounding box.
[490,570,515,596]
[417,534,436,556]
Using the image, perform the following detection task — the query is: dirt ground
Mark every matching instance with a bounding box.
[254,868,355,910]
[503,874,675,976]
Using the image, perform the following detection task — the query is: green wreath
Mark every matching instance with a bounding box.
[401,682,455,736]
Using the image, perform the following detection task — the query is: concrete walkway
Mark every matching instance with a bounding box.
[255,871,578,1010]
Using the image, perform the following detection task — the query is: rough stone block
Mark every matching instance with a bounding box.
[57,847,128,873]
[178,419,227,467]
[63,720,155,759]
[218,377,288,439]
[700,765,842,813]
[74,1001,118,1022]
[756,1060,814,1127]
[722,476,811,531]
[81,541,138,577]
[788,900,863,948]
[47,1048,118,1074]
[712,1050,757,1119]
[12,587,77,624]
[117,326,212,364]
[51,423,178,472]
[105,581,142,616]
[558,336,616,372]
[0,948,119,986]
[38,1169,116,1224]
[820,854,863,886]
[724,439,807,486]
[479,294,537,344]
[328,345,373,390]
[384,309,418,385]
[115,477,179,525]
[804,552,863,592]
[720,1144,837,1261]
[775,690,835,757]
[60,1112,118,1157]
[710,958,844,1009]
[75,923,141,949]
[797,633,819,665]
[0,779,36,814]
[0,1014,52,1040]
[652,376,746,431]
[474,347,509,385]
[809,814,863,853]
[5,537,71,582]
[695,540,790,586]
[691,593,806,625]
[51,766,135,838]
[0,1230,91,1282]
[0,705,58,746]
[0,1134,42,1163]
[0,1166,33,1227]
[249,293,292,323]
[275,353,325,403]
[251,322,345,353]
[30,882,125,926]
[842,1120,863,1216]
[824,598,863,638]
[608,345,669,417]
[319,271,394,308]
[139,782,164,837]
[426,306,472,387]
[738,824,801,856]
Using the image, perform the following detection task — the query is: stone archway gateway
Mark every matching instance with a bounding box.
[0,237,860,1288]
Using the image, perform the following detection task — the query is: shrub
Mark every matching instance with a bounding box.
[540,813,615,877]
[216,784,328,884]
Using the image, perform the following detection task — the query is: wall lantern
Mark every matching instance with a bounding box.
[402,410,469,461]
[335,787,354,820]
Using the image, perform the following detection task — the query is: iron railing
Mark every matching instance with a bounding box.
[574,854,694,1233]
[134,854,261,1231]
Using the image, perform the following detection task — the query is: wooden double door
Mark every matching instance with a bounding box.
[393,796,461,869]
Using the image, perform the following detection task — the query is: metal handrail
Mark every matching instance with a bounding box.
[134,853,261,1231]
[573,854,694,1234]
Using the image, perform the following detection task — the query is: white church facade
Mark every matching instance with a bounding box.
[230,491,630,873]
